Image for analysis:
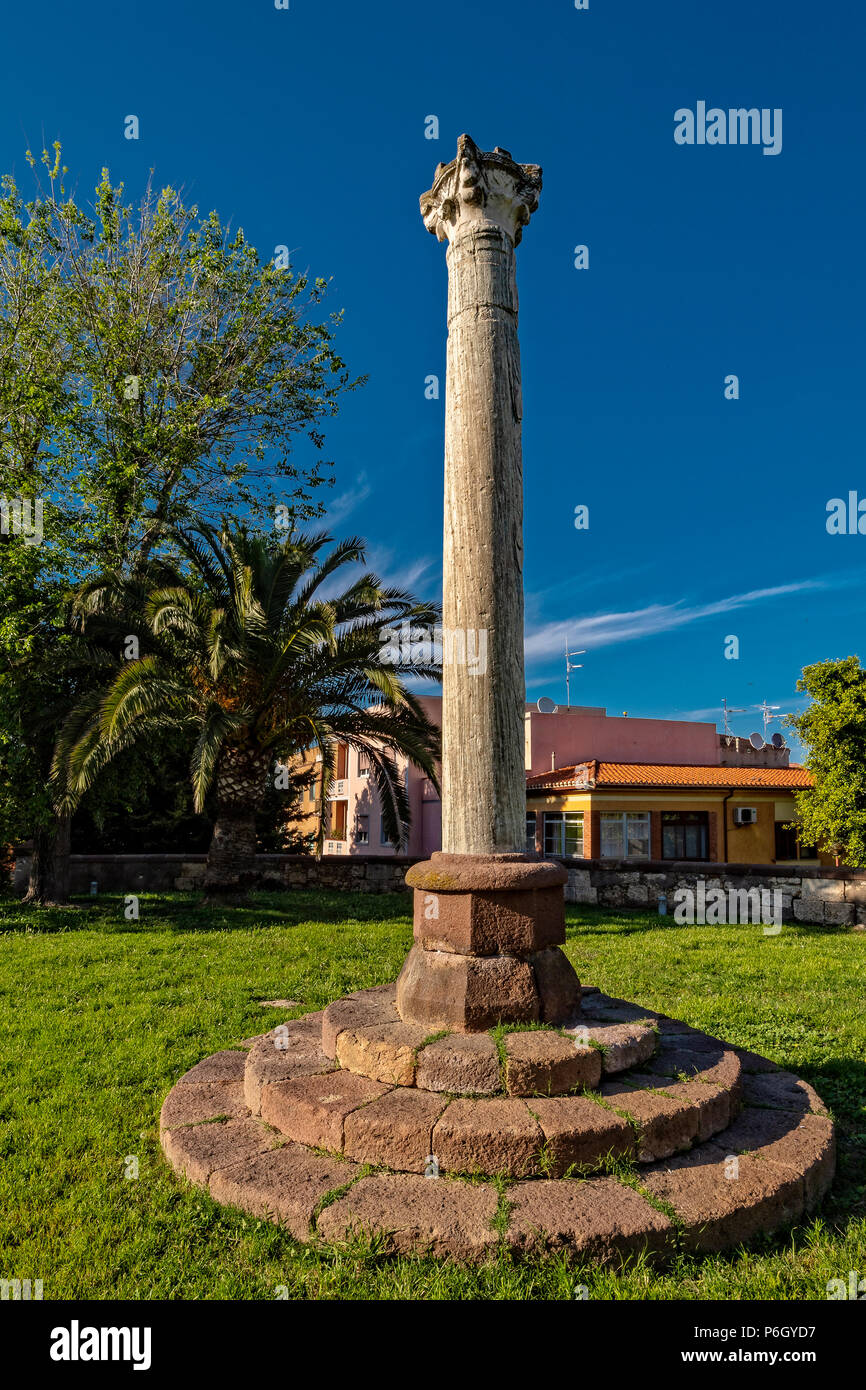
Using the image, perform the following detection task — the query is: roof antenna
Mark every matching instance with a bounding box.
[757,699,782,737]
[565,641,586,708]
[721,697,747,737]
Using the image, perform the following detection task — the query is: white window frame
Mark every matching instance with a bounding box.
[599,811,650,860]
[543,811,584,858]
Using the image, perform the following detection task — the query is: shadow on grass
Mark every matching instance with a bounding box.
[0,888,413,936]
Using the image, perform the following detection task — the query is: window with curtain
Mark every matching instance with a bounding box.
[599,812,650,859]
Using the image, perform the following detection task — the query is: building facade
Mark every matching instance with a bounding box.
[292,695,442,858]
[523,705,825,867]
[299,699,822,867]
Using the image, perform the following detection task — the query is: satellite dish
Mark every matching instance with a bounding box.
[771,732,784,748]
[537,697,557,713]
[749,732,764,750]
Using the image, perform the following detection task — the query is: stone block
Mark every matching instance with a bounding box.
[413,883,566,954]
[209,1145,355,1238]
[343,1089,449,1172]
[432,1097,542,1176]
[506,1176,672,1260]
[415,1033,501,1095]
[601,1080,700,1161]
[741,1070,830,1116]
[175,1050,246,1087]
[244,1033,334,1114]
[321,985,399,1059]
[260,1071,391,1149]
[396,946,538,1031]
[642,1143,804,1253]
[793,897,824,924]
[528,1096,634,1175]
[160,1080,247,1130]
[161,1118,275,1187]
[316,1174,500,1261]
[823,902,855,925]
[335,1021,430,1086]
[531,947,582,1024]
[573,1020,657,1073]
[503,1030,600,1096]
[719,1107,835,1210]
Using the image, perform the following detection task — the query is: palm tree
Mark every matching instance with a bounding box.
[52,519,441,893]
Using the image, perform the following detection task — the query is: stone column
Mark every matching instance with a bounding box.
[397,136,580,1032]
[428,135,537,856]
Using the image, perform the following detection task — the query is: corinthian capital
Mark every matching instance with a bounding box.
[420,134,542,246]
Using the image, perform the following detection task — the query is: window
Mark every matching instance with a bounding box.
[525,812,537,854]
[775,822,818,860]
[599,812,650,860]
[662,811,709,861]
[380,815,392,846]
[358,749,370,777]
[543,812,584,857]
[355,815,369,845]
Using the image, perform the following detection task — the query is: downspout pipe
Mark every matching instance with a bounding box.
[722,790,734,863]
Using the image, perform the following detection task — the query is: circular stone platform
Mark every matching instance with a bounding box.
[160,986,835,1262]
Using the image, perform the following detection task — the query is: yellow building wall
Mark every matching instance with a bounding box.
[526,788,829,866]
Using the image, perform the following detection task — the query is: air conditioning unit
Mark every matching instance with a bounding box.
[733,806,758,826]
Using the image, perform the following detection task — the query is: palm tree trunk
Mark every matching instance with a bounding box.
[203,747,270,893]
[23,810,71,905]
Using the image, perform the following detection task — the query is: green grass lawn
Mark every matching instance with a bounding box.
[0,889,864,1300]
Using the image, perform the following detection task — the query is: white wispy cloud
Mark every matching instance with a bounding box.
[322,473,373,530]
[523,577,840,660]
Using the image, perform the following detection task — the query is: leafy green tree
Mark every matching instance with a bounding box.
[0,147,360,900]
[53,521,441,894]
[787,656,866,866]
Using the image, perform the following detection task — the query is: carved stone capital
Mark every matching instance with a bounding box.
[420,134,542,247]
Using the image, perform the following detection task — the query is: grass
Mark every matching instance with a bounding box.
[0,889,864,1300]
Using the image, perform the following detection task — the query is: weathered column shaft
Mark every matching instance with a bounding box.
[442,221,525,854]
[421,137,542,855]
[396,138,579,1033]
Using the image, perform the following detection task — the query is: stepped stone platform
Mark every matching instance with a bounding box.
[160,983,835,1262]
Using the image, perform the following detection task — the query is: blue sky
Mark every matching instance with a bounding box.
[3,0,865,751]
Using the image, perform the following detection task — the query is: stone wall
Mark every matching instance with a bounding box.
[562,859,866,927]
[10,850,865,925]
[10,851,416,897]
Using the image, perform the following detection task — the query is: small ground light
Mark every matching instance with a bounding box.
[89,881,98,896]
[658,893,667,915]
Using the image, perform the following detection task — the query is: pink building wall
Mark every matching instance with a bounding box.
[325,699,724,856]
[324,696,442,857]
[524,705,720,774]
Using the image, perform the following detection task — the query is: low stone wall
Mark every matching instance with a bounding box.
[562,859,866,927]
[10,851,417,897]
[10,850,865,926]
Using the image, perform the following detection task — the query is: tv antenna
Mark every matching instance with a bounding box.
[757,699,782,737]
[565,643,586,708]
[721,697,747,737]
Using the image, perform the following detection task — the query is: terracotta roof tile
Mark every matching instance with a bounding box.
[526,761,813,791]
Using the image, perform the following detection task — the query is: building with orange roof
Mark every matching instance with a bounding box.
[297,698,824,867]
[523,705,825,867]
